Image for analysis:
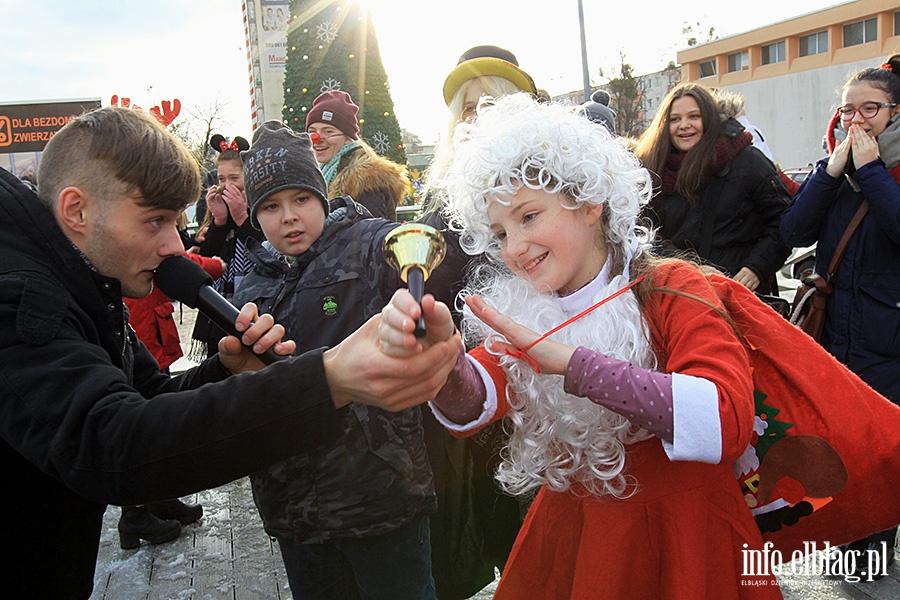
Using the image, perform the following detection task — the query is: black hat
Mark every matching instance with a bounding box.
[242,121,328,228]
[442,45,537,105]
[581,89,617,134]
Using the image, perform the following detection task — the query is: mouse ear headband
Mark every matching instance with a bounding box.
[210,134,250,153]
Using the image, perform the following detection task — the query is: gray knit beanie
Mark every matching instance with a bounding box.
[242,121,328,228]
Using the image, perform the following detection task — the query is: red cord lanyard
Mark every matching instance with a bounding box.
[505,275,646,373]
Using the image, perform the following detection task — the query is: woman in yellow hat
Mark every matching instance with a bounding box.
[418,45,537,599]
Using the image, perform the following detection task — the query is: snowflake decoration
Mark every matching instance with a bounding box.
[316,21,338,43]
[320,78,342,93]
[370,131,390,154]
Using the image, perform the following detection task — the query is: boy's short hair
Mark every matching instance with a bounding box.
[37,106,201,212]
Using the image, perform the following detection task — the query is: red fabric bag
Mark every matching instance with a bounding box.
[710,274,900,558]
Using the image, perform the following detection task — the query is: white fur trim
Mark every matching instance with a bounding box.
[429,354,498,432]
[661,373,722,463]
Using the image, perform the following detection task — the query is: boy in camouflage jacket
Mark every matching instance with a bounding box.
[234,121,442,599]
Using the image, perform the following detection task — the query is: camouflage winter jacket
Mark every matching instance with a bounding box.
[234,197,437,542]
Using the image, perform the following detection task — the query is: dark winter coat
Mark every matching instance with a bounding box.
[781,158,900,403]
[328,144,408,221]
[643,141,792,295]
[0,168,344,599]
[234,197,437,542]
[192,212,265,357]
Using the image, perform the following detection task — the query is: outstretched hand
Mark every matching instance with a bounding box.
[324,312,462,411]
[378,289,456,357]
[464,295,575,376]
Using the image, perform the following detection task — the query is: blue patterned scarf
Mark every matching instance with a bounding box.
[320,141,359,186]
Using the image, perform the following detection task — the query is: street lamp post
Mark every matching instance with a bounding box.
[577,0,591,103]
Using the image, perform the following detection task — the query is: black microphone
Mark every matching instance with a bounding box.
[154,255,288,365]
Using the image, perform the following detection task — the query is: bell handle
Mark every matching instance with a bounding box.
[407,265,427,338]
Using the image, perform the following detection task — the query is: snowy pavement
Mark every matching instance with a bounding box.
[91,480,292,599]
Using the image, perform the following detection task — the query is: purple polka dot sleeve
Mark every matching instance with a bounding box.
[432,344,488,425]
[564,346,674,442]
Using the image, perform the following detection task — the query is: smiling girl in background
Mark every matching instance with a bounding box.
[190,134,263,359]
[634,82,791,296]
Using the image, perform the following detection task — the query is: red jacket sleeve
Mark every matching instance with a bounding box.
[124,287,182,371]
[778,170,801,197]
[183,252,224,280]
[643,262,756,462]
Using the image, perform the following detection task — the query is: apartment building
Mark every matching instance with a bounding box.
[677,0,900,168]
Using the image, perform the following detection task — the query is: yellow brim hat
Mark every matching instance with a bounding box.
[442,56,537,106]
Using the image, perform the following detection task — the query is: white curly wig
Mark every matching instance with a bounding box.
[436,93,662,498]
[440,92,654,270]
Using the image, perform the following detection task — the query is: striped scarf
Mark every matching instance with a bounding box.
[216,236,253,299]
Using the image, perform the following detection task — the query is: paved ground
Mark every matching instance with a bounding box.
[89,305,498,599]
[89,305,898,599]
[90,477,898,599]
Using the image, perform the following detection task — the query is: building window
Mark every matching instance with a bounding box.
[699,59,716,78]
[761,41,786,65]
[844,17,877,47]
[727,52,748,72]
[799,31,828,56]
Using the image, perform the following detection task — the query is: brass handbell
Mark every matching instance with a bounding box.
[383,223,446,337]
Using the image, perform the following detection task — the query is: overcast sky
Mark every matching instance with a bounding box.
[2,0,839,144]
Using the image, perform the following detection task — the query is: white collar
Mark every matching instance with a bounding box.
[557,258,611,315]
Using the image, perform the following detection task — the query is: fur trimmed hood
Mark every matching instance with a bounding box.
[329,145,408,211]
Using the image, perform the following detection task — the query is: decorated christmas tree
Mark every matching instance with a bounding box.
[753,390,794,461]
[283,0,407,165]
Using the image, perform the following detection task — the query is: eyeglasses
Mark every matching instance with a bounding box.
[307,131,346,144]
[836,101,897,120]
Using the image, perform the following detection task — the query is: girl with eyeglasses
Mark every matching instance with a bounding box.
[305,91,408,221]
[781,54,900,578]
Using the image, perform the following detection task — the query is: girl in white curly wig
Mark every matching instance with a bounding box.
[378,93,779,598]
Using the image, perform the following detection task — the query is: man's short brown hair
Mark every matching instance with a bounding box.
[37,106,201,212]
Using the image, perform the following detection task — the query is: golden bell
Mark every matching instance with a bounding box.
[383,223,446,337]
[382,223,446,283]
